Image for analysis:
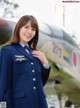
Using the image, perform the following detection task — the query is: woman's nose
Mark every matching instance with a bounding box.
[28,28,32,33]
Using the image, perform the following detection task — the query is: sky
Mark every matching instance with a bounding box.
[1,0,80,44]
[15,0,80,44]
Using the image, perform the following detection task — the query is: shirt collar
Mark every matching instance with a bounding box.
[19,42,29,48]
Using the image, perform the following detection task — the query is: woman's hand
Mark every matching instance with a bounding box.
[32,50,48,65]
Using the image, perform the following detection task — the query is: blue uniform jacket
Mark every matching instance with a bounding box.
[0,44,50,108]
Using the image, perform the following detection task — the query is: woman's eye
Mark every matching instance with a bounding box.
[25,26,28,28]
[32,28,36,31]
[24,26,36,31]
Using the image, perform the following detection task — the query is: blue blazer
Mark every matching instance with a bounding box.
[0,44,50,108]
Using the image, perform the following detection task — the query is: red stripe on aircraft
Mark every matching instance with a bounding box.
[72,52,77,67]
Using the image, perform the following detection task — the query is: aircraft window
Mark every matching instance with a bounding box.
[52,27,63,38]
[39,23,77,47]
[63,30,77,46]
[39,23,64,39]
[39,23,52,35]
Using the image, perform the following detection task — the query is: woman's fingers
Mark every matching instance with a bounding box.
[32,50,48,65]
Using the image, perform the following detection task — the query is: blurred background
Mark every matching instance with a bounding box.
[0,0,80,44]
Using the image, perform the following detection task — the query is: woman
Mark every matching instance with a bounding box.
[0,15,51,108]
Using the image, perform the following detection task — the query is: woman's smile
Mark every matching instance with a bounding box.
[19,21,36,44]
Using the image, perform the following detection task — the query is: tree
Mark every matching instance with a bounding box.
[0,0,19,18]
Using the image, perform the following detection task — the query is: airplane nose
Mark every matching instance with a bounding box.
[0,19,12,45]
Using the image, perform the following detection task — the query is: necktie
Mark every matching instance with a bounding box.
[24,45,30,54]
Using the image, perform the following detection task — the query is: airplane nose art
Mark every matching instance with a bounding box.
[0,19,11,45]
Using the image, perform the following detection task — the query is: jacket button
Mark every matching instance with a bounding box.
[33,78,36,81]
[31,62,34,65]
[32,70,35,73]
[33,86,36,90]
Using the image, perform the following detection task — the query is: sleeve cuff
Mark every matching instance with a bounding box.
[0,102,6,107]
[43,64,50,69]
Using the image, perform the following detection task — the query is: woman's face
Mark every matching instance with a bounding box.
[19,21,36,45]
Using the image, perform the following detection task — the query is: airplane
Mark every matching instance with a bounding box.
[0,18,80,107]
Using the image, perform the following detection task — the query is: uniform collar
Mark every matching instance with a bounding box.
[14,43,33,61]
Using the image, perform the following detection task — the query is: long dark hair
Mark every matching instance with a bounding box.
[11,15,39,49]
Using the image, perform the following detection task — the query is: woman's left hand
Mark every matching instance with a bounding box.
[32,50,48,65]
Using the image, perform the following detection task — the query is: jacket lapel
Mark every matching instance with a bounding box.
[14,44,33,61]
